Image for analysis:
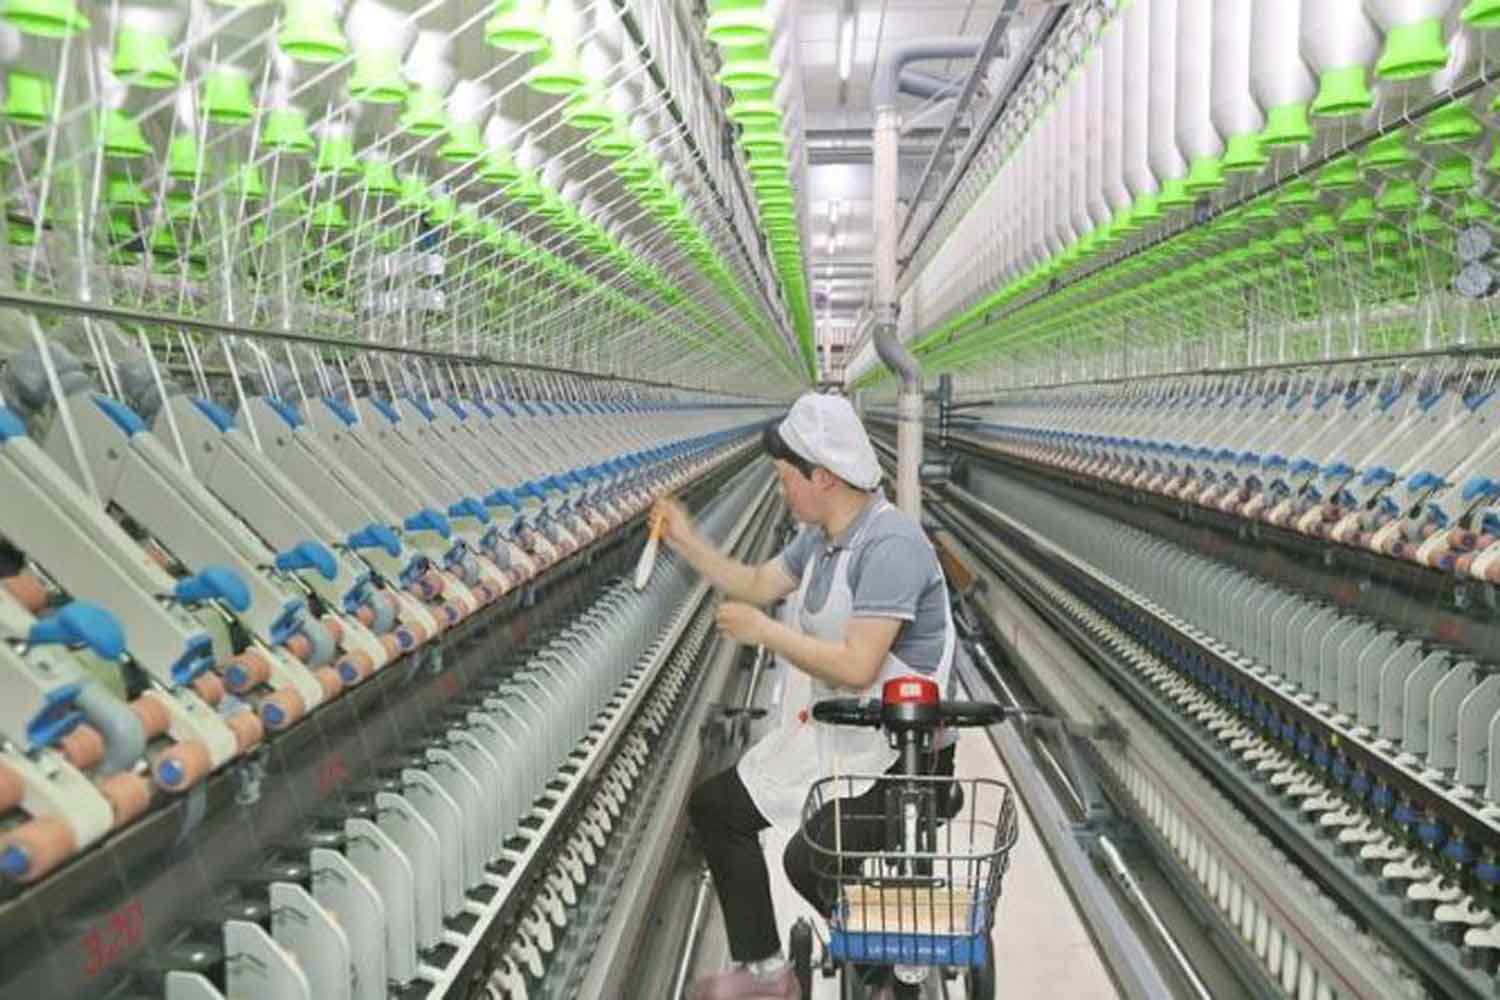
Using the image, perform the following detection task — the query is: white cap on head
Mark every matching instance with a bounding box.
[776,393,882,490]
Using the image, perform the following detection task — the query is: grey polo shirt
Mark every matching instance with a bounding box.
[777,497,949,673]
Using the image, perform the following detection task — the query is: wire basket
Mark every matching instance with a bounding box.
[799,774,1018,968]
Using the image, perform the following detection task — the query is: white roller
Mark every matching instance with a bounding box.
[1176,0,1224,195]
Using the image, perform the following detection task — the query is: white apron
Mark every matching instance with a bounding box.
[737,499,957,828]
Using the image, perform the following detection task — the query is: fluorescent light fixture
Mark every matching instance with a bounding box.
[837,13,854,82]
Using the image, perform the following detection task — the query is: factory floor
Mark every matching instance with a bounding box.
[689,728,1121,998]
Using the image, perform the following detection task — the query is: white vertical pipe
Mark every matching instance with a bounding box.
[1176,0,1224,194]
[1148,0,1191,205]
[1084,44,1112,233]
[1212,0,1267,177]
[1122,0,1160,219]
[1251,0,1317,151]
[1101,14,1132,229]
[1069,72,1094,245]
[1300,0,1383,120]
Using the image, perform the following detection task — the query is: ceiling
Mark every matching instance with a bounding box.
[792,0,1022,380]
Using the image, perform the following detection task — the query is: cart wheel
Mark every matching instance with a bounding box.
[964,950,996,1000]
[789,918,814,1000]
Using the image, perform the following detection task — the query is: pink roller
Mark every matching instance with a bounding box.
[130,696,171,741]
[225,711,264,752]
[0,763,24,814]
[191,672,225,707]
[96,772,151,827]
[313,666,343,700]
[58,724,105,771]
[152,740,211,791]
[0,817,76,882]
[1,574,47,614]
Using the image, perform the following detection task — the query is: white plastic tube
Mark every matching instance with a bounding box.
[1148,0,1190,206]
[1300,0,1383,121]
[1100,16,1131,233]
[1084,45,1111,234]
[1211,0,1267,177]
[1176,0,1224,194]
[1042,103,1066,257]
[1069,73,1093,245]
[1250,0,1316,151]
[1122,0,1159,220]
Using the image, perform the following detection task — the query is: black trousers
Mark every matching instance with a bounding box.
[687,743,957,963]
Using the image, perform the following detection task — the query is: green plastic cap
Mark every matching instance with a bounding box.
[106,174,151,208]
[309,200,348,229]
[1377,18,1449,80]
[1311,66,1373,118]
[589,125,636,159]
[1129,192,1162,225]
[1359,130,1412,171]
[480,146,520,184]
[1428,155,1474,194]
[1275,178,1316,209]
[363,159,400,195]
[4,71,52,125]
[167,133,201,181]
[1273,225,1305,250]
[426,194,456,225]
[741,123,786,155]
[707,0,772,48]
[102,109,150,158]
[1,0,87,37]
[1184,155,1224,194]
[440,122,484,162]
[316,134,358,175]
[1222,132,1267,173]
[485,0,548,53]
[1337,196,1376,229]
[1314,155,1359,190]
[278,0,348,63]
[264,108,314,153]
[1418,100,1482,145]
[230,163,266,200]
[1375,179,1419,213]
[562,90,614,131]
[203,68,255,124]
[1156,177,1194,208]
[398,172,430,209]
[1261,103,1312,148]
[525,47,586,96]
[400,88,448,135]
[716,42,778,94]
[1456,196,1495,223]
[728,98,781,128]
[350,48,407,104]
[1464,0,1500,26]
[113,27,180,88]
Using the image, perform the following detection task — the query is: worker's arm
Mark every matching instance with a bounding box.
[656,498,798,604]
[717,603,901,689]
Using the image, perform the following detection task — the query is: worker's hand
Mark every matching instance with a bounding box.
[715,600,771,646]
[653,497,696,551]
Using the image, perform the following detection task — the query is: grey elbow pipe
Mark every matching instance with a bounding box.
[874,323,921,391]
[898,68,962,101]
[872,37,983,109]
[76,683,147,775]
